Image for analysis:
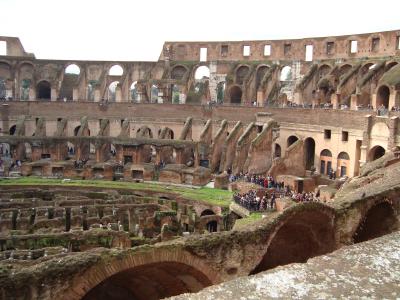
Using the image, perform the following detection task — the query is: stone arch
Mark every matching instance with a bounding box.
[360,62,375,76]
[36,80,51,100]
[108,81,120,101]
[376,85,390,108]
[368,145,385,161]
[287,135,299,148]
[339,64,352,76]
[200,209,215,217]
[256,65,269,89]
[353,199,398,243]
[235,65,250,85]
[63,248,221,300]
[19,62,34,100]
[130,81,138,102]
[320,149,332,175]
[304,137,315,170]
[9,124,16,136]
[108,64,124,76]
[385,61,398,72]
[150,84,159,103]
[337,151,350,177]
[159,127,174,139]
[229,85,242,104]
[137,126,153,139]
[318,64,331,78]
[216,81,225,104]
[250,204,336,274]
[194,65,210,80]
[171,65,188,80]
[280,65,292,81]
[274,143,281,158]
[65,64,81,75]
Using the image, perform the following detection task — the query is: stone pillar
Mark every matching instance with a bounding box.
[293,92,302,106]
[350,94,359,110]
[331,93,340,109]
[388,116,398,149]
[51,88,57,101]
[29,88,35,101]
[115,86,122,102]
[72,88,79,101]
[94,89,101,102]
[371,93,377,110]
[359,145,368,167]
[389,91,397,110]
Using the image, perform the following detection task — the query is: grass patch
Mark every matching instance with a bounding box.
[0,177,232,207]
[233,212,264,229]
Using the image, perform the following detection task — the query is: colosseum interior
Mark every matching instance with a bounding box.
[0,29,399,299]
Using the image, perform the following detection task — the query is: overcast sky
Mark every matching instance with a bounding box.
[1,0,399,61]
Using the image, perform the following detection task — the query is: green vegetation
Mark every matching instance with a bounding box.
[234,212,264,228]
[0,177,232,207]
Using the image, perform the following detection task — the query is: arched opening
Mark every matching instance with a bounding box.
[250,209,335,274]
[318,64,331,78]
[65,64,80,75]
[385,61,398,72]
[81,261,213,300]
[67,142,75,157]
[20,79,31,101]
[137,126,153,139]
[36,81,51,100]
[339,64,352,76]
[337,152,350,177]
[151,85,159,103]
[287,135,298,148]
[109,65,123,76]
[9,125,16,136]
[256,66,269,89]
[200,209,215,217]
[320,149,332,175]
[74,126,81,137]
[171,84,181,104]
[206,220,218,233]
[0,143,11,157]
[171,65,187,80]
[195,66,210,80]
[160,127,174,139]
[229,86,242,104]
[353,201,398,243]
[274,143,281,158]
[236,66,249,85]
[0,77,5,100]
[376,85,390,109]
[368,146,385,161]
[304,137,315,170]
[216,82,225,104]
[130,81,138,102]
[108,81,120,102]
[280,66,292,81]
[87,81,96,101]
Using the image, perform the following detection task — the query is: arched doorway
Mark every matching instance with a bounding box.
[9,125,16,136]
[236,66,249,85]
[337,152,350,177]
[171,65,187,80]
[250,208,335,274]
[229,86,242,104]
[368,146,385,161]
[376,85,390,109]
[353,201,398,243]
[320,149,332,175]
[130,81,138,102]
[216,82,225,104]
[36,81,51,100]
[280,66,292,81]
[287,135,298,148]
[151,85,159,103]
[108,81,119,102]
[304,138,315,170]
[81,261,213,300]
[256,66,269,89]
[109,64,124,76]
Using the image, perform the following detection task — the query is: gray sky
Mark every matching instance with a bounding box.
[1,0,399,61]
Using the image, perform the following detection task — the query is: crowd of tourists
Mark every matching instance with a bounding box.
[229,172,284,190]
[230,171,320,212]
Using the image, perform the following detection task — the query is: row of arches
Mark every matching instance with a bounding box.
[76,198,398,300]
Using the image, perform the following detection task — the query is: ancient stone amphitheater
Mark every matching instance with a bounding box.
[0,30,399,299]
